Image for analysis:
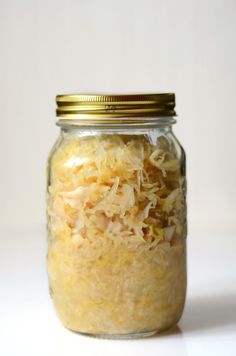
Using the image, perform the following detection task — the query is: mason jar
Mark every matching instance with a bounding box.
[47,93,187,338]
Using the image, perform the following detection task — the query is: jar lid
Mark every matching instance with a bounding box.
[56,93,176,121]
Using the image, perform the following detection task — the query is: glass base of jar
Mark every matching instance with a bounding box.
[68,328,163,339]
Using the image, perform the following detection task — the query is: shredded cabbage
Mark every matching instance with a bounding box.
[47,134,186,334]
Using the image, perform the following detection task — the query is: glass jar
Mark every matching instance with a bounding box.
[47,94,187,338]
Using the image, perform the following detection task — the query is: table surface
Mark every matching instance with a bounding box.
[1,226,236,356]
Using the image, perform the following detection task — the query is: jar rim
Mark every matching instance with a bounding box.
[56,93,176,123]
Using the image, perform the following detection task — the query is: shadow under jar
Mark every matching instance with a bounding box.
[47,93,187,339]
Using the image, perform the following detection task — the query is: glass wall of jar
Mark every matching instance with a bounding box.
[47,94,187,338]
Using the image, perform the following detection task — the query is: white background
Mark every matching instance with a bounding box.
[0,1,236,355]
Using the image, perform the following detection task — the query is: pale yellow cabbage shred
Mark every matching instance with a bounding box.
[47,134,186,334]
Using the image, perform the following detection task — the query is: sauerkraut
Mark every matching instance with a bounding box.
[47,133,187,335]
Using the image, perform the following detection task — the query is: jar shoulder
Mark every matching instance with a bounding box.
[166,131,186,165]
[47,130,186,169]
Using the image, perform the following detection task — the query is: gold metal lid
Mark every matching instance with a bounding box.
[56,93,176,123]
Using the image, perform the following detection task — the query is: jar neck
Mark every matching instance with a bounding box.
[59,123,175,140]
[57,116,176,131]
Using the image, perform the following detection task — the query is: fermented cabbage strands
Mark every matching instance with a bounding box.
[47,134,186,334]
